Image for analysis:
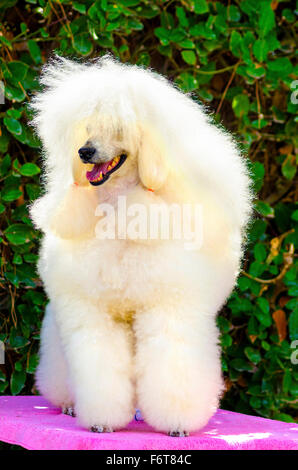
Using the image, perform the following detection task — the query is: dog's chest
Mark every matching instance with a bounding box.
[45,236,190,307]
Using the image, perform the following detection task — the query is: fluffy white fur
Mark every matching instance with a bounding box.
[30,55,252,435]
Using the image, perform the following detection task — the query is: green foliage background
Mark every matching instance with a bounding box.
[0,0,297,425]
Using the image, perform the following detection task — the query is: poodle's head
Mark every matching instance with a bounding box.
[30,55,182,196]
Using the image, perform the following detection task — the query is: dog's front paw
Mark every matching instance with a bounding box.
[90,425,113,433]
[62,406,76,417]
[168,430,189,437]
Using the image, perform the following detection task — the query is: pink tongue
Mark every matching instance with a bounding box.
[86,159,113,182]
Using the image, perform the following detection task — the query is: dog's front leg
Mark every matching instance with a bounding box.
[52,295,134,432]
[134,301,224,435]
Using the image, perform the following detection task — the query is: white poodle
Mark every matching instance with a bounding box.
[30,56,251,436]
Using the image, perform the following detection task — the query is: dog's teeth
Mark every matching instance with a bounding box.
[93,172,103,183]
[90,156,122,184]
[112,156,119,167]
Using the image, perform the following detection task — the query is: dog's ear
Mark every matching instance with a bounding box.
[137,124,169,191]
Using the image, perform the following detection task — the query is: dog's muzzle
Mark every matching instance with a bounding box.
[79,150,127,186]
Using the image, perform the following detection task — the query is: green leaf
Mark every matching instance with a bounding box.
[267,58,293,75]
[0,370,6,382]
[25,183,40,200]
[3,117,22,135]
[255,308,272,328]
[106,21,121,32]
[253,39,268,62]
[28,40,42,64]
[73,33,93,56]
[221,357,228,372]
[288,286,298,297]
[176,7,188,28]
[189,23,216,40]
[258,2,275,37]
[178,39,195,49]
[237,276,251,292]
[4,224,32,245]
[282,8,295,22]
[255,201,274,217]
[127,19,144,31]
[0,34,12,47]
[154,27,170,46]
[274,413,295,423]
[176,72,198,92]
[282,157,296,180]
[13,253,22,265]
[19,163,40,177]
[289,308,298,341]
[228,5,241,22]
[1,187,23,202]
[27,353,38,374]
[170,29,186,43]
[221,334,232,347]
[6,61,29,83]
[249,219,267,243]
[7,108,22,119]
[157,44,172,57]
[10,369,26,395]
[231,358,254,372]
[23,253,38,263]
[73,2,86,14]
[261,340,270,351]
[250,396,261,408]
[290,382,298,396]
[217,317,231,334]
[232,94,250,118]
[245,347,261,364]
[246,64,266,79]
[137,4,159,19]
[251,162,265,192]
[0,154,11,176]
[0,128,10,152]
[257,298,270,314]
[253,243,267,262]
[249,261,265,279]
[9,328,29,348]
[193,0,209,14]
[181,50,196,65]
[120,0,140,5]
[198,89,213,102]
[282,369,292,394]
[230,30,242,57]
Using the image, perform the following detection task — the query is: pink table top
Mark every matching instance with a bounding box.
[0,396,298,450]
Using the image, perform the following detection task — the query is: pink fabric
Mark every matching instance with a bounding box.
[0,396,297,450]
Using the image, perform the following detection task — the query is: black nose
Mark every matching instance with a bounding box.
[78,147,96,161]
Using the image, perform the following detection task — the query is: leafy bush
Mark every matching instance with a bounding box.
[0,0,297,423]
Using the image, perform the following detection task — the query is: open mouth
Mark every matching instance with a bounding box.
[85,153,127,186]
